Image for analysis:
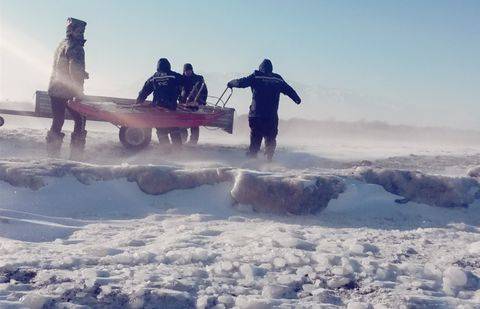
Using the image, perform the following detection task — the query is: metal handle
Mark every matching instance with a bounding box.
[193,82,206,104]
[215,87,233,107]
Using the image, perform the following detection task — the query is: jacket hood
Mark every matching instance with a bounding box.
[183,63,193,73]
[259,59,273,74]
[66,17,86,34]
[66,18,87,44]
[157,58,171,72]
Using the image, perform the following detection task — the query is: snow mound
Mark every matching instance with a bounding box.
[355,168,480,208]
[231,170,345,214]
[468,166,480,178]
[2,159,480,215]
[0,159,232,194]
[0,159,349,215]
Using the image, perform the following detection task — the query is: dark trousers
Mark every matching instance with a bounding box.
[156,127,182,145]
[189,127,199,143]
[248,117,278,157]
[50,96,86,134]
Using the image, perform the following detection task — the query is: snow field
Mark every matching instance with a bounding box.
[0,125,479,307]
[0,173,479,308]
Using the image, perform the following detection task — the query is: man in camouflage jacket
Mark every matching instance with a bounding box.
[47,17,89,160]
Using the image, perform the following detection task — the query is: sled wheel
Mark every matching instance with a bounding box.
[119,127,152,150]
[0,116,4,127]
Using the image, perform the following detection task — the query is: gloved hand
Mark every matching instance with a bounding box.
[295,98,301,105]
[227,81,234,89]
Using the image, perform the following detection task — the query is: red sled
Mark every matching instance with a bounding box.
[0,89,235,151]
[65,88,234,150]
[67,99,228,129]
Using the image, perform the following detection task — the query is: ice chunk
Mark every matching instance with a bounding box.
[196,295,218,309]
[274,237,315,251]
[231,170,345,214]
[468,241,480,255]
[423,263,442,280]
[468,166,480,178]
[220,261,234,272]
[444,267,468,287]
[349,243,366,255]
[239,264,257,280]
[272,257,287,269]
[310,288,341,304]
[327,276,351,289]
[443,266,468,295]
[347,302,372,309]
[374,267,396,281]
[84,246,123,257]
[20,293,52,309]
[296,265,315,277]
[217,294,235,306]
[235,296,273,309]
[261,284,292,299]
[355,167,480,208]
[135,167,231,195]
[130,288,195,309]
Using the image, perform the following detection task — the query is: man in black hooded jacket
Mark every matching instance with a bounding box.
[227,59,301,161]
[136,58,185,145]
[179,63,208,144]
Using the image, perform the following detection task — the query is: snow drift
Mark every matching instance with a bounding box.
[468,166,480,178]
[0,160,346,214]
[1,137,480,308]
[355,167,480,208]
[1,160,480,215]
[231,170,345,214]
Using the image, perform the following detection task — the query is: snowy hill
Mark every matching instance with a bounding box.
[0,119,479,308]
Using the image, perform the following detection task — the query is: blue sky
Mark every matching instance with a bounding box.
[1,0,479,129]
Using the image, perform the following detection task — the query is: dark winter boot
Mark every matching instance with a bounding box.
[188,127,199,145]
[70,130,87,161]
[264,137,277,162]
[245,150,258,159]
[46,131,65,158]
[180,128,188,144]
[170,128,183,152]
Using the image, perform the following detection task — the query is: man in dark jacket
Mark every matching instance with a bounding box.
[227,59,301,161]
[179,63,208,144]
[136,58,185,145]
[47,17,89,160]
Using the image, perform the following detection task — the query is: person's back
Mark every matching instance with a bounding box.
[137,58,185,147]
[228,59,300,120]
[227,59,301,160]
[137,58,184,110]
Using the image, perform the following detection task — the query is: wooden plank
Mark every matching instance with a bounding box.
[0,109,38,117]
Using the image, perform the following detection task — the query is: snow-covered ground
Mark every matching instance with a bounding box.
[0,116,479,308]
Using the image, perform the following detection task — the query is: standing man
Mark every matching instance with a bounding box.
[179,63,208,144]
[47,17,89,160]
[136,58,185,146]
[227,59,301,161]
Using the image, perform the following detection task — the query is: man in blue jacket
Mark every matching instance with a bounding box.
[227,59,301,161]
[136,58,185,145]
